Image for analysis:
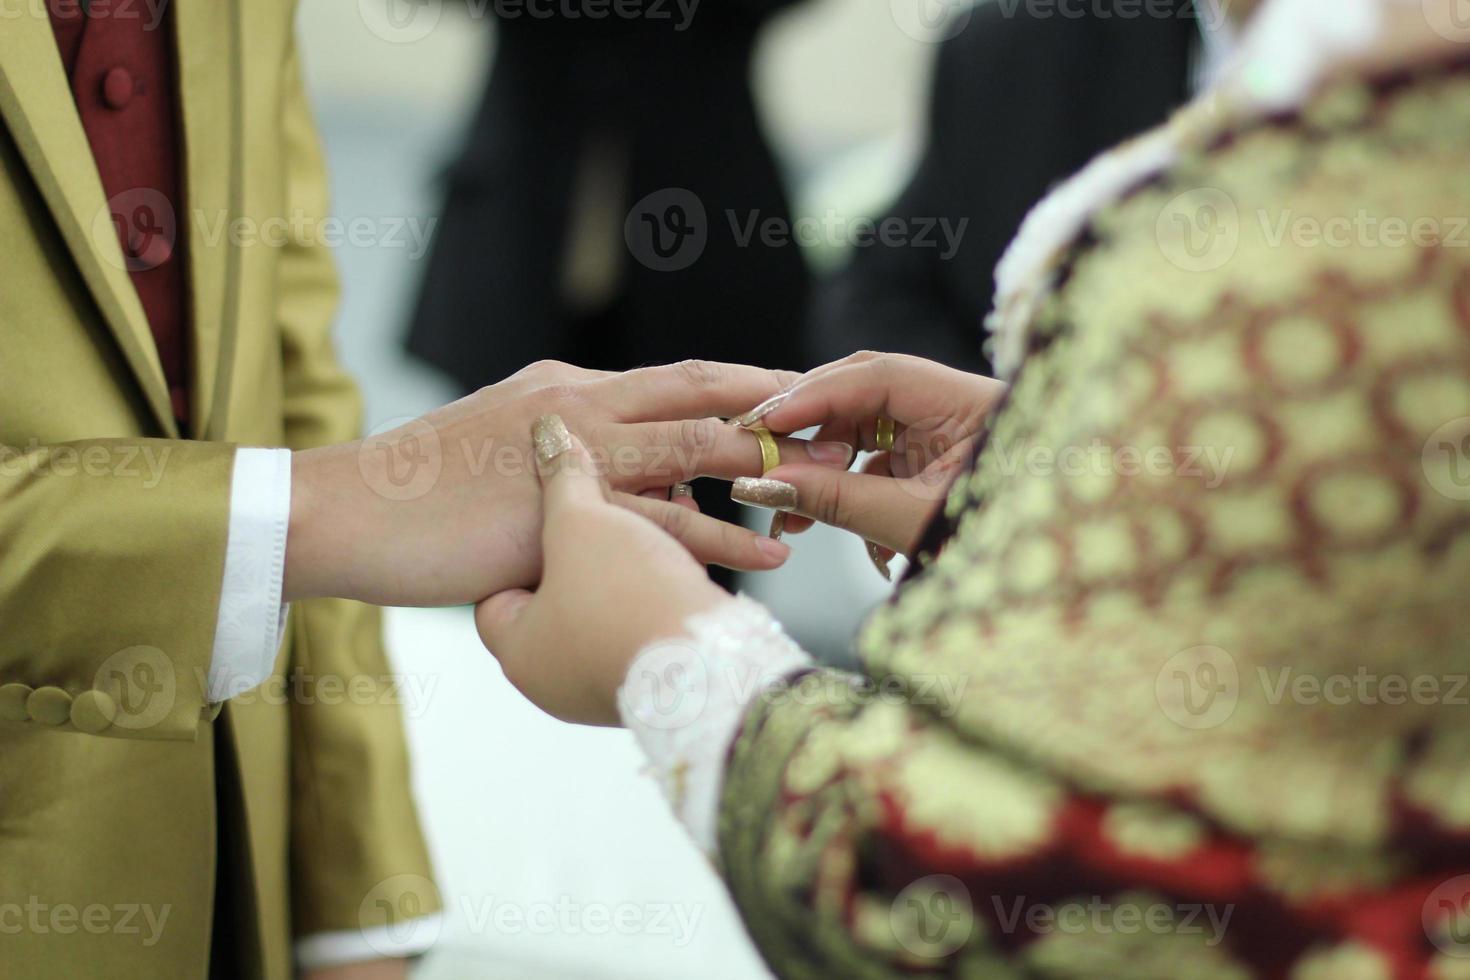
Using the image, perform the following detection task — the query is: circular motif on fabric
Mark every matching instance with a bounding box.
[1304,469,1410,541]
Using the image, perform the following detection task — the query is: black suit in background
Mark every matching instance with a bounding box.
[808,0,1203,373]
[407,1,810,387]
[407,2,809,589]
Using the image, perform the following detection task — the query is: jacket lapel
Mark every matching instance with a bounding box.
[174,0,243,441]
[0,5,178,438]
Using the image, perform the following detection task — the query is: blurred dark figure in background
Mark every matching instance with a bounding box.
[408,0,808,382]
[807,0,1221,372]
[408,1,809,586]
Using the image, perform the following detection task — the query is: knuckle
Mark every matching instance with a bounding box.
[654,500,693,537]
[813,478,845,527]
[674,358,724,389]
[518,358,574,382]
[536,381,586,409]
[676,417,719,454]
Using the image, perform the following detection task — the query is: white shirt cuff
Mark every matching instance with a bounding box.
[206,447,292,703]
[616,595,814,855]
[295,913,445,970]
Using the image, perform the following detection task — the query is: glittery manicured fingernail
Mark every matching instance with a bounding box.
[532,414,573,466]
[731,476,798,511]
[866,539,892,581]
[729,390,791,429]
[768,511,786,541]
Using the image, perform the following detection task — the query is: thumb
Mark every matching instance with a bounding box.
[753,463,935,555]
[475,588,535,662]
[532,414,607,517]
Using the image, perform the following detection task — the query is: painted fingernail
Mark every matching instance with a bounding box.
[729,390,791,428]
[755,536,791,562]
[768,511,786,541]
[808,441,853,466]
[866,540,892,581]
[671,482,694,499]
[532,414,573,465]
[731,476,798,511]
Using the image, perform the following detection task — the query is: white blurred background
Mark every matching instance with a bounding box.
[293,2,951,975]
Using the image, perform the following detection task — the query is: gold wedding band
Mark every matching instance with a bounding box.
[875,416,895,453]
[750,426,786,540]
[867,417,896,578]
[751,425,781,474]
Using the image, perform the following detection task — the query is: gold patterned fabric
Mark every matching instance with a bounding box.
[719,57,1470,978]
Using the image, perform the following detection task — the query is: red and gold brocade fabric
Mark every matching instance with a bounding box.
[718,57,1470,980]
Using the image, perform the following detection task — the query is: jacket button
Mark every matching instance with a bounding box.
[71,690,118,734]
[102,67,134,110]
[0,683,33,723]
[27,686,73,726]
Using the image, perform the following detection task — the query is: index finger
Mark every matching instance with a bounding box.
[594,360,801,423]
[751,355,1006,438]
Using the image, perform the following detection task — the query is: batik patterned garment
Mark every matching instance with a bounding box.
[714,54,1470,980]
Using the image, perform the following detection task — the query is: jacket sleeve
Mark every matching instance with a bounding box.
[270,36,441,941]
[0,438,235,740]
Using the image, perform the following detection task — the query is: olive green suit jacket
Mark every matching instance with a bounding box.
[0,2,439,977]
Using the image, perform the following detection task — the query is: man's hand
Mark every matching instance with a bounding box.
[283,360,850,607]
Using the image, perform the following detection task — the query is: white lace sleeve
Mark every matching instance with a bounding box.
[616,595,815,855]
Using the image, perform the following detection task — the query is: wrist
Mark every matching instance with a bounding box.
[283,445,344,602]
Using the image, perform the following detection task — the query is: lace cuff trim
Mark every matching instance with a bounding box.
[616,595,815,855]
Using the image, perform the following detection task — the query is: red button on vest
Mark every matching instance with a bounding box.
[47,2,191,429]
[101,66,134,110]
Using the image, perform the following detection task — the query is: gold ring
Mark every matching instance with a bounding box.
[751,425,781,474]
[875,417,895,453]
[751,426,786,539]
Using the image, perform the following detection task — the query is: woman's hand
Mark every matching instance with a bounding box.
[474,416,737,725]
[731,352,1007,554]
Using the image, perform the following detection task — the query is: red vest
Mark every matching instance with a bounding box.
[48,1,190,428]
